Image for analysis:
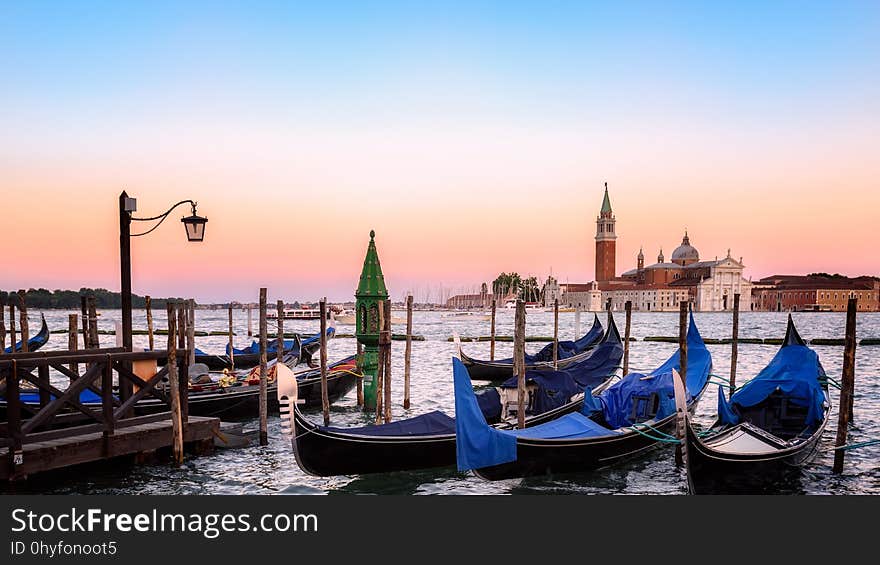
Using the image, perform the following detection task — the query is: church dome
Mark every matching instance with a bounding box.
[671,231,699,265]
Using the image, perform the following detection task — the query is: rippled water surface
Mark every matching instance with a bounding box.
[7,309,879,494]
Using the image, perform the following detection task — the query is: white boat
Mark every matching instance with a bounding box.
[441,311,491,321]
[267,308,322,320]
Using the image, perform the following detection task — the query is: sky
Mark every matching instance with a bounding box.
[2,1,879,303]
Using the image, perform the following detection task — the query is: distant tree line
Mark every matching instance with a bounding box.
[808,273,880,281]
[491,272,543,302]
[0,288,188,309]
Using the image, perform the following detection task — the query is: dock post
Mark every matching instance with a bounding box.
[730,293,740,396]
[228,305,235,371]
[383,299,392,423]
[145,296,154,351]
[276,300,284,363]
[676,301,688,466]
[247,305,253,337]
[320,298,330,426]
[833,297,858,474]
[404,294,413,409]
[17,290,28,353]
[515,299,526,429]
[623,301,632,376]
[0,295,6,351]
[8,299,16,352]
[356,341,364,407]
[87,294,99,349]
[166,302,184,464]
[68,314,79,376]
[187,299,196,368]
[553,298,559,369]
[101,354,115,455]
[80,295,88,348]
[490,299,496,361]
[6,360,23,478]
[259,288,268,446]
[177,303,186,351]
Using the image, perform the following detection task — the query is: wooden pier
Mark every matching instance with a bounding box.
[0,347,220,481]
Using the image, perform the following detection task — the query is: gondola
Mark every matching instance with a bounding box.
[155,325,334,371]
[454,312,712,481]
[279,317,624,476]
[0,353,359,421]
[459,315,605,382]
[3,314,50,354]
[679,315,829,494]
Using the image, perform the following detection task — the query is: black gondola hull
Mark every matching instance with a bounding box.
[473,409,685,481]
[461,349,597,383]
[684,419,826,494]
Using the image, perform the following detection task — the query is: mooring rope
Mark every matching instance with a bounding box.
[627,425,681,444]
[833,439,880,452]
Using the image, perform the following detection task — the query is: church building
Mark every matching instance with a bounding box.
[544,184,752,312]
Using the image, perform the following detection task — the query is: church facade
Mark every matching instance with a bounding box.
[544,184,752,312]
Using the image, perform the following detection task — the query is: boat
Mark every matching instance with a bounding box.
[459,314,605,382]
[679,315,830,494]
[3,314,50,354]
[441,311,491,321]
[454,312,712,481]
[267,307,324,320]
[0,352,359,421]
[156,324,334,370]
[278,319,624,476]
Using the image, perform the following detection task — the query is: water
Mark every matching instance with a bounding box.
[7,309,879,494]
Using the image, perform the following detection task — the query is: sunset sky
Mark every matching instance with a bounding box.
[2,1,878,302]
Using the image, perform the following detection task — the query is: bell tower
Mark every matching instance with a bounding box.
[595,182,616,282]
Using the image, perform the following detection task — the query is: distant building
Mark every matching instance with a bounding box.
[751,275,880,312]
[543,185,751,312]
[445,283,491,309]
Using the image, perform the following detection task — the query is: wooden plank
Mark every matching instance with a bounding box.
[20,364,105,433]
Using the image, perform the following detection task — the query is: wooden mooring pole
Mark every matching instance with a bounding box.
[676,301,688,466]
[259,289,268,445]
[0,295,6,352]
[166,302,184,464]
[87,295,99,349]
[320,298,330,426]
[553,299,559,369]
[515,299,526,429]
[833,297,858,474]
[187,299,196,368]
[68,314,79,375]
[145,295,154,351]
[383,299,392,424]
[277,300,284,363]
[80,296,88,347]
[228,305,235,371]
[623,300,632,376]
[404,294,413,410]
[490,299,496,361]
[17,290,28,353]
[8,299,16,352]
[247,305,253,337]
[730,293,740,396]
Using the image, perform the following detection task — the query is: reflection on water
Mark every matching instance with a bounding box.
[6,309,879,494]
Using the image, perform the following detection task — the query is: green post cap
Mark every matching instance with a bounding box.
[356,229,389,299]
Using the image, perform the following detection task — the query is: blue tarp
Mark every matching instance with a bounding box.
[324,410,456,437]
[498,321,624,414]
[17,389,105,404]
[718,336,826,429]
[454,313,713,471]
[475,388,502,421]
[453,357,517,471]
[504,412,619,440]
[598,312,711,429]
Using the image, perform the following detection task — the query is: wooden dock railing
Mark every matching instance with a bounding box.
[0,348,190,475]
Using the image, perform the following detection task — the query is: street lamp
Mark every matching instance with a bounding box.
[119,191,208,355]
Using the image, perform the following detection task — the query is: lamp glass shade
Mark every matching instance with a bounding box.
[182,214,208,242]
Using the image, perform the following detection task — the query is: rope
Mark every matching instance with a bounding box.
[833,439,880,452]
[633,421,678,440]
[627,425,681,444]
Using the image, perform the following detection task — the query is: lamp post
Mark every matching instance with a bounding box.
[119,190,207,353]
